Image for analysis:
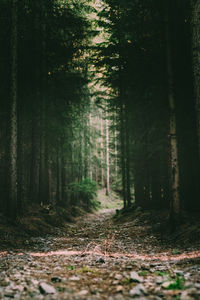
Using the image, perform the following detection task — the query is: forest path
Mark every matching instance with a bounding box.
[0,190,200,299]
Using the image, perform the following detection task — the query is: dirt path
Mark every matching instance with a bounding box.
[0,191,200,299]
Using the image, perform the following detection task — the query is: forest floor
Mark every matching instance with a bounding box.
[1,190,200,300]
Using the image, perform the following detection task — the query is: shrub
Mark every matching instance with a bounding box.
[69,178,100,211]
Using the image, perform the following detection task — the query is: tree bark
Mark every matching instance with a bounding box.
[125,103,131,207]
[56,141,62,205]
[165,1,180,223]
[191,0,200,159]
[120,102,127,208]
[100,113,104,187]
[114,110,118,183]
[8,0,18,218]
[105,106,110,196]
[30,1,41,204]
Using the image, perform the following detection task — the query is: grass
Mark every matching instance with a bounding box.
[155,271,170,276]
[98,189,123,210]
[66,265,75,270]
[138,271,149,276]
[78,266,100,275]
[165,276,185,290]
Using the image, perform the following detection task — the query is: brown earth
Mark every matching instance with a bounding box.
[0,190,200,299]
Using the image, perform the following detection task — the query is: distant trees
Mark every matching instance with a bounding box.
[0,0,99,218]
[1,0,200,223]
[95,0,200,219]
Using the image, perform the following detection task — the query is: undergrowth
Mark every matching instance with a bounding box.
[69,178,100,211]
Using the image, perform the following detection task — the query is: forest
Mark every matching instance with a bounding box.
[0,0,200,299]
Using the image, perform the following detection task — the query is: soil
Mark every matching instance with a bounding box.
[0,190,200,299]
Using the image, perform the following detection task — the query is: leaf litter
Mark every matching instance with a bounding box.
[0,191,200,299]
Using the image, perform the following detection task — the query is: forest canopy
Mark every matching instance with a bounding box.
[0,0,200,226]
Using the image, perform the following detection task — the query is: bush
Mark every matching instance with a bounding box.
[69,178,100,211]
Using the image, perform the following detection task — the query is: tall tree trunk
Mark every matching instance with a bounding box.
[100,113,104,187]
[89,111,93,180]
[61,156,67,206]
[120,102,127,208]
[17,111,26,214]
[79,121,83,182]
[105,106,110,196]
[165,1,180,223]
[114,111,118,183]
[191,0,200,159]
[56,141,62,205]
[125,103,131,207]
[8,0,18,218]
[30,1,41,204]
[39,0,48,204]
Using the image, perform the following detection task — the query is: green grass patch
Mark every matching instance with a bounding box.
[138,271,149,276]
[165,276,185,290]
[155,271,169,276]
[172,249,181,255]
[66,265,75,270]
[121,278,137,286]
[78,266,100,275]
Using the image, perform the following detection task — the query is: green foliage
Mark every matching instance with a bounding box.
[138,271,149,276]
[155,271,169,277]
[172,249,181,255]
[66,265,75,270]
[164,276,185,290]
[69,178,100,211]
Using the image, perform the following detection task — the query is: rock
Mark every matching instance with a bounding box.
[130,271,143,283]
[155,277,163,285]
[11,285,24,292]
[194,283,200,289]
[69,276,80,281]
[4,291,15,298]
[184,281,194,288]
[31,279,39,285]
[141,264,150,270]
[0,280,9,287]
[96,257,105,264]
[180,289,197,300]
[161,281,174,289]
[76,289,88,296]
[129,284,147,297]
[174,270,184,276]
[51,277,62,283]
[39,282,56,294]
[154,266,167,272]
[113,280,120,285]
[115,274,123,280]
[126,265,134,270]
[116,285,123,292]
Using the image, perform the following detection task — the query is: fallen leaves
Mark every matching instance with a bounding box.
[1,193,200,300]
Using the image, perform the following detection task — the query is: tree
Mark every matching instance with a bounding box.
[8,0,18,219]
[165,0,180,223]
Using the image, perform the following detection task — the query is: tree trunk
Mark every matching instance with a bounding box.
[125,103,131,207]
[191,0,200,159]
[120,102,127,208]
[165,1,180,223]
[17,112,26,214]
[39,0,48,204]
[56,142,62,205]
[105,106,110,196]
[100,113,104,187]
[8,0,18,218]
[61,156,67,206]
[30,1,41,204]
[114,111,118,183]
